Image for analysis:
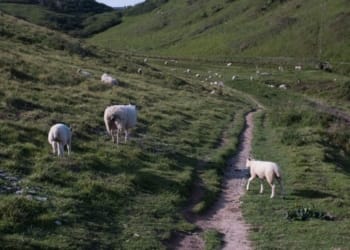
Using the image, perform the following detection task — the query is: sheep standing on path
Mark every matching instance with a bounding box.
[104,105,137,145]
[246,158,284,198]
[48,123,72,157]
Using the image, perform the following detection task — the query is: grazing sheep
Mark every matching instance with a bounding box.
[104,104,137,145]
[217,81,224,87]
[227,62,232,67]
[186,68,191,73]
[195,73,200,78]
[278,66,284,72]
[144,58,148,63]
[164,60,168,65]
[246,158,284,198]
[48,123,72,157]
[250,76,254,81]
[137,68,143,74]
[279,84,287,90]
[295,65,302,70]
[77,68,92,77]
[101,73,118,86]
[232,75,237,80]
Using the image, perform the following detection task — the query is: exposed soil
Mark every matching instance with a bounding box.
[170,110,258,250]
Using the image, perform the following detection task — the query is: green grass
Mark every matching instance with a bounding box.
[89,0,350,68]
[224,77,350,249]
[1,7,350,249]
[203,229,223,250]
[0,3,122,37]
[0,13,253,249]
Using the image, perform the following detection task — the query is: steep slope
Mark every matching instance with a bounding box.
[0,0,122,37]
[89,0,350,63]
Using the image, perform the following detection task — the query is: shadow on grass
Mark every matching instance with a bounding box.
[291,189,336,199]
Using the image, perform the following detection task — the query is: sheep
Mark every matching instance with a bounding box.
[101,73,118,86]
[278,66,284,72]
[164,60,168,65]
[250,76,254,81]
[232,75,237,80]
[144,58,148,63]
[77,68,92,77]
[186,68,191,73]
[217,81,224,87]
[137,68,143,74]
[104,104,137,145]
[279,84,287,90]
[246,158,284,198]
[295,65,302,70]
[195,73,200,78]
[48,123,72,157]
[227,62,232,67]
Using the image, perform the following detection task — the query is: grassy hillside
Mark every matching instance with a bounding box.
[0,0,122,37]
[89,0,350,66]
[148,58,350,248]
[1,6,350,249]
[0,13,253,249]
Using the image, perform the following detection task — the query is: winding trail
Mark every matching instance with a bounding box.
[174,110,259,250]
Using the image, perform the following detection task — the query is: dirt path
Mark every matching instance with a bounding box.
[173,110,258,250]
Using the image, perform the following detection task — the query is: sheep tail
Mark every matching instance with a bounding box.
[274,166,282,179]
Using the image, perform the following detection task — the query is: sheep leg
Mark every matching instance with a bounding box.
[67,143,71,156]
[124,130,128,143]
[246,175,255,191]
[259,179,264,194]
[270,184,276,198]
[51,142,56,155]
[58,143,64,157]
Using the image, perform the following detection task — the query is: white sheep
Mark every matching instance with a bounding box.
[195,73,200,78]
[186,68,191,73]
[232,75,237,80]
[217,81,224,87]
[278,66,284,72]
[295,65,302,70]
[279,84,287,90]
[137,68,143,74]
[48,123,72,157]
[104,104,137,145]
[144,58,148,63]
[101,73,118,86]
[77,68,92,77]
[246,158,284,198]
[227,62,232,67]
